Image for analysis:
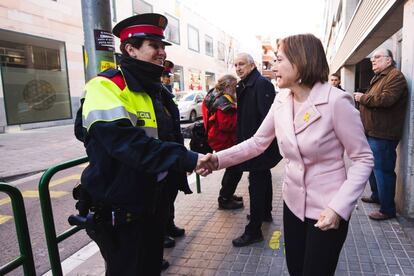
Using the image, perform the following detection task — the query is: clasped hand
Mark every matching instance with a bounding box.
[314,208,341,231]
[196,153,218,176]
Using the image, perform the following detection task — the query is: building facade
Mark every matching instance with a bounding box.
[0,0,261,133]
[323,0,414,218]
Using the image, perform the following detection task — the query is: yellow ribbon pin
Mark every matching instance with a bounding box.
[303,112,310,122]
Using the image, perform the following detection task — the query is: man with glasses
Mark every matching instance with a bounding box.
[354,48,408,220]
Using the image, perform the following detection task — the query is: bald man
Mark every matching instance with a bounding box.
[230,53,282,247]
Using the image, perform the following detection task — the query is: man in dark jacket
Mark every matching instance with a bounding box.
[232,53,282,247]
[354,48,408,221]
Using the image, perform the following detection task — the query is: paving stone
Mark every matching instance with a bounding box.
[244,263,258,273]
[347,262,361,272]
[384,256,399,265]
[397,257,413,267]
[401,265,414,275]
[230,262,245,272]
[360,262,375,272]
[218,261,232,270]
[373,264,389,274]
[256,264,270,273]
[387,264,403,274]
[359,254,372,262]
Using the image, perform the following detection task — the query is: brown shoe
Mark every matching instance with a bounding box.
[361,196,379,204]
[368,211,396,221]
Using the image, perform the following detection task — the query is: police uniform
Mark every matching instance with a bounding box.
[78,13,197,275]
[162,60,174,93]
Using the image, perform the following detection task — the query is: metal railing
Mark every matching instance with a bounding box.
[196,174,201,193]
[38,156,88,276]
[0,182,36,276]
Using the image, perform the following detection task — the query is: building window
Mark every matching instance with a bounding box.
[0,30,71,125]
[189,69,202,90]
[187,25,199,52]
[205,35,213,57]
[172,65,184,92]
[205,71,215,91]
[218,41,225,61]
[164,13,180,45]
[132,0,153,14]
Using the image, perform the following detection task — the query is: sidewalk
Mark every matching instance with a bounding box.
[1,125,414,275]
[0,125,85,181]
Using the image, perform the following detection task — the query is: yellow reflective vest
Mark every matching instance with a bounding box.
[82,74,158,138]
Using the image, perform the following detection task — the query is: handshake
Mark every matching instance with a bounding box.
[195,153,219,176]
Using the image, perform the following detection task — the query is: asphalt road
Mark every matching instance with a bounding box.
[0,165,90,275]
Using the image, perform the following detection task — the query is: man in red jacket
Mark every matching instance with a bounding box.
[202,74,243,210]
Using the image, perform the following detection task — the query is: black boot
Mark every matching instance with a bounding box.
[161,259,169,270]
[232,195,243,202]
[167,225,185,237]
[164,236,175,248]
[218,197,244,210]
[232,232,263,247]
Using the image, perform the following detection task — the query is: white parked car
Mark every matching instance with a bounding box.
[176,91,205,122]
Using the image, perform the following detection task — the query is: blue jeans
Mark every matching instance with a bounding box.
[367,136,399,216]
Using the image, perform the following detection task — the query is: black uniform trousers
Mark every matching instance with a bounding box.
[87,184,169,276]
[166,182,179,230]
[245,169,272,236]
[283,202,349,276]
[219,165,243,199]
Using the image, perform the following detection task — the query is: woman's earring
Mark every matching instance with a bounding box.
[298,78,302,84]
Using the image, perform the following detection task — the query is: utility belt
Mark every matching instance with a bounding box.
[69,205,139,228]
[68,183,139,229]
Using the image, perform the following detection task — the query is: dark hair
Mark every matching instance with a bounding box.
[120,37,145,56]
[278,34,329,87]
[331,73,341,80]
[386,49,396,66]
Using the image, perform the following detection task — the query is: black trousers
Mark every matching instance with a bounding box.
[219,165,243,199]
[283,202,349,276]
[87,186,169,275]
[245,169,272,235]
[166,184,178,230]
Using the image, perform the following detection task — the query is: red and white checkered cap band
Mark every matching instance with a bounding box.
[119,24,164,42]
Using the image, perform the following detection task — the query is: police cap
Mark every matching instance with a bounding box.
[162,60,174,77]
[113,13,171,45]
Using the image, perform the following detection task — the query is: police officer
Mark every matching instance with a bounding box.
[161,59,186,249]
[79,13,200,275]
[162,60,174,93]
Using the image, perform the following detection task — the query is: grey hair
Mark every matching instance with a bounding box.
[237,53,256,66]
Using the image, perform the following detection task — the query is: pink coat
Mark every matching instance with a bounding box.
[217,82,374,221]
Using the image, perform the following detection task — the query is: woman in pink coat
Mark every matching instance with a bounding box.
[198,34,373,275]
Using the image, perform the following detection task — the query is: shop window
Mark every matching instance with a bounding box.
[165,13,180,45]
[187,25,199,52]
[0,30,71,125]
[172,65,184,92]
[132,0,153,14]
[205,35,213,57]
[205,72,215,91]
